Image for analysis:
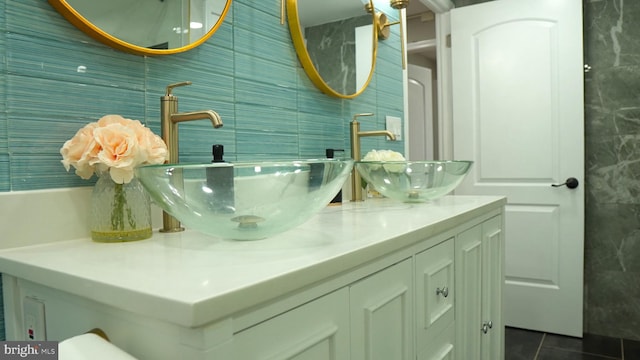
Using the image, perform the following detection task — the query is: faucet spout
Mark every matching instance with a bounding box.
[349,114,396,202]
[162,105,224,165]
[358,130,396,140]
[171,110,223,129]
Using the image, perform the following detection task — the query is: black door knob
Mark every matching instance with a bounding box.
[551,177,579,189]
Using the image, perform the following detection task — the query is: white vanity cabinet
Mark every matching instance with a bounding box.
[455,215,504,360]
[0,196,505,360]
[229,212,504,360]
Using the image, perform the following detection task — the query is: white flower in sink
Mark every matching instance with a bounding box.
[363,150,406,172]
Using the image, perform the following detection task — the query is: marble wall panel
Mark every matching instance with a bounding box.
[584,0,640,340]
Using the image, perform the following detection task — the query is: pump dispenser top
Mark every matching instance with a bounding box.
[212,144,225,162]
[206,144,235,213]
[326,148,344,204]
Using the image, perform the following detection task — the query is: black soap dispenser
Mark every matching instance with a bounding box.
[206,144,235,213]
[326,149,345,204]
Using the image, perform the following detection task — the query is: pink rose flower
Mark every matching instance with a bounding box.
[60,123,100,179]
[97,114,135,127]
[60,115,168,184]
[93,123,142,183]
[146,132,169,164]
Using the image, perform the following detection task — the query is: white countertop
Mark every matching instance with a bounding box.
[0,195,505,328]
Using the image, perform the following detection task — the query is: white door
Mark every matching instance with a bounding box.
[451,0,585,337]
[408,64,435,160]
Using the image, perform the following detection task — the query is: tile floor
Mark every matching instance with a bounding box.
[505,327,640,360]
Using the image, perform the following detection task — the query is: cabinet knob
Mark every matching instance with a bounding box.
[481,321,493,334]
[436,287,449,298]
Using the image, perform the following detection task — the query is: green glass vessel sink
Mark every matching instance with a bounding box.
[135,159,353,240]
[355,160,473,203]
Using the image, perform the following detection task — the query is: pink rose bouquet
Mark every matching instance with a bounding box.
[60,115,167,239]
[60,114,168,184]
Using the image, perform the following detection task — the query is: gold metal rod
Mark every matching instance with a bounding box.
[350,120,362,201]
[400,15,406,70]
[281,0,285,25]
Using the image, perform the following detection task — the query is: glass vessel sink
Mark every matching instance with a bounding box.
[355,161,473,203]
[135,159,353,240]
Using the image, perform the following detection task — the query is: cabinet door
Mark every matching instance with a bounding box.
[232,288,349,360]
[456,224,483,360]
[481,215,504,360]
[415,238,455,354]
[456,215,504,360]
[350,258,413,360]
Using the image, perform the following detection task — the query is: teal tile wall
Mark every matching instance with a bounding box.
[0,0,7,192]
[0,0,404,340]
[0,0,404,191]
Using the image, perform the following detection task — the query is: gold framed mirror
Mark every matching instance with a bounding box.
[286,0,378,99]
[48,0,232,56]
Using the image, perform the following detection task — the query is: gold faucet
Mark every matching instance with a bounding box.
[160,81,223,233]
[350,113,396,201]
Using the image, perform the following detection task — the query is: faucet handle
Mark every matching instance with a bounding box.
[352,113,374,122]
[165,81,192,96]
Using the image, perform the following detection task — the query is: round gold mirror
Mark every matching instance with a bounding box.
[286,0,378,99]
[48,0,232,56]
